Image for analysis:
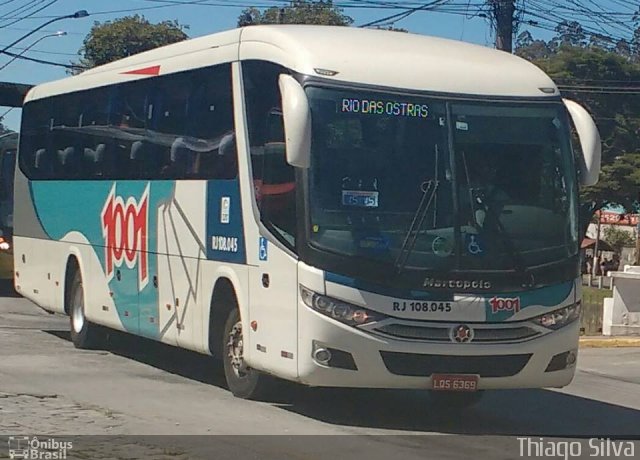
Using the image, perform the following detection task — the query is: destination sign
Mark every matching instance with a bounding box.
[341,98,429,119]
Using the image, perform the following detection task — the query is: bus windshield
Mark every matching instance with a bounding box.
[306,87,579,272]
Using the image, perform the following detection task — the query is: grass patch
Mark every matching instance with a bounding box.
[581,286,612,335]
[583,286,612,304]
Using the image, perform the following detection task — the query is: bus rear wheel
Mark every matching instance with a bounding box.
[428,390,484,408]
[222,308,271,399]
[68,269,104,349]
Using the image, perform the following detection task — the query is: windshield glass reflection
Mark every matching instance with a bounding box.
[306,87,578,272]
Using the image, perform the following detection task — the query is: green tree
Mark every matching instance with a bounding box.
[603,225,635,255]
[515,31,553,60]
[550,20,588,50]
[238,1,353,27]
[541,47,640,160]
[75,15,188,71]
[515,41,640,210]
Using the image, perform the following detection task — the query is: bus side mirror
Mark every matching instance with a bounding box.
[278,74,311,169]
[563,99,601,187]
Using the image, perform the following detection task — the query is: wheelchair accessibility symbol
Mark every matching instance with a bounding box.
[467,234,483,255]
[259,237,268,261]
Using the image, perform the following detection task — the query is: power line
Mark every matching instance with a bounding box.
[0,49,80,69]
[0,0,42,21]
[359,0,450,27]
[0,0,55,27]
[0,25,82,34]
[0,42,76,56]
[0,106,15,121]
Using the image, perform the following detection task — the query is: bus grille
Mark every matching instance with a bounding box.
[374,323,541,343]
[380,351,532,377]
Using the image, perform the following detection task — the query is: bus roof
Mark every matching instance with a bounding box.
[25,25,558,102]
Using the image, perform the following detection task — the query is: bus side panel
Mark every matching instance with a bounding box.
[156,200,178,347]
[13,236,56,310]
[154,181,207,352]
[23,180,176,338]
[247,244,299,379]
[200,263,249,357]
[231,60,299,379]
[13,167,52,306]
[56,234,122,331]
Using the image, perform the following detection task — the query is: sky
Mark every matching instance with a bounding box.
[0,0,636,131]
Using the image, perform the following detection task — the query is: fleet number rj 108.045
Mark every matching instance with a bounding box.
[392,301,452,312]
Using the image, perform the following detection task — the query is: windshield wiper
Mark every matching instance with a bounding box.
[395,180,439,274]
[474,192,535,287]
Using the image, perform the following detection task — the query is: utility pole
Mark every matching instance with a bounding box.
[593,212,601,278]
[489,0,516,52]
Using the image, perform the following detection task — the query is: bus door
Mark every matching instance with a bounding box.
[248,139,299,379]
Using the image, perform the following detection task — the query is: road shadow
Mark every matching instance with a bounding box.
[274,386,640,438]
[43,328,640,438]
[0,278,20,297]
[44,328,228,388]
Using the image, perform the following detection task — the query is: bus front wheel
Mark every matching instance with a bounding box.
[68,270,104,349]
[222,308,272,399]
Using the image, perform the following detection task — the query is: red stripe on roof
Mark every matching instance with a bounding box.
[121,65,161,76]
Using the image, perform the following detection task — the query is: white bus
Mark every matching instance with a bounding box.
[14,25,601,404]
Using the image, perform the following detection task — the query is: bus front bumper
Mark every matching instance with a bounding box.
[297,305,579,390]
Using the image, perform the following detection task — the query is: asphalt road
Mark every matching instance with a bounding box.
[1,282,639,459]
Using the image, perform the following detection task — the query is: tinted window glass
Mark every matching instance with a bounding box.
[243,60,296,248]
[19,63,237,181]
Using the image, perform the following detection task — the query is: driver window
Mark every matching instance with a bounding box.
[243,60,296,248]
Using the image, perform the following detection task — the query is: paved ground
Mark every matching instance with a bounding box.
[579,336,640,347]
[1,284,639,459]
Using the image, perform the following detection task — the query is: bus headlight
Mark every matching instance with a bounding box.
[300,285,386,326]
[532,302,581,330]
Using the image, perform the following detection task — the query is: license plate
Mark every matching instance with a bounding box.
[431,374,479,392]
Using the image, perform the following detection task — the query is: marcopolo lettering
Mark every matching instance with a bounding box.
[423,277,492,290]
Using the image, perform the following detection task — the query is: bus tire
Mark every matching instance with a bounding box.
[68,269,104,349]
[428,390,484,408]
[223,308,271,399]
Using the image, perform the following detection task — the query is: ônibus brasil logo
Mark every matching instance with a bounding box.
[101,183,149,290]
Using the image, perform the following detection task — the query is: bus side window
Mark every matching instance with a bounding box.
[242,60,296,248]
[84,144,106,178]
[169,138,193,178]
[112,83,148,130]
[186,64,237,180]
[34,149,53,178]
[156,79,188,135]
[19,99,52,179]
[56,146,77,177]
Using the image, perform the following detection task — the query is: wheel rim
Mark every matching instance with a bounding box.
[227,320,248,378]
[71,283,84,333]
